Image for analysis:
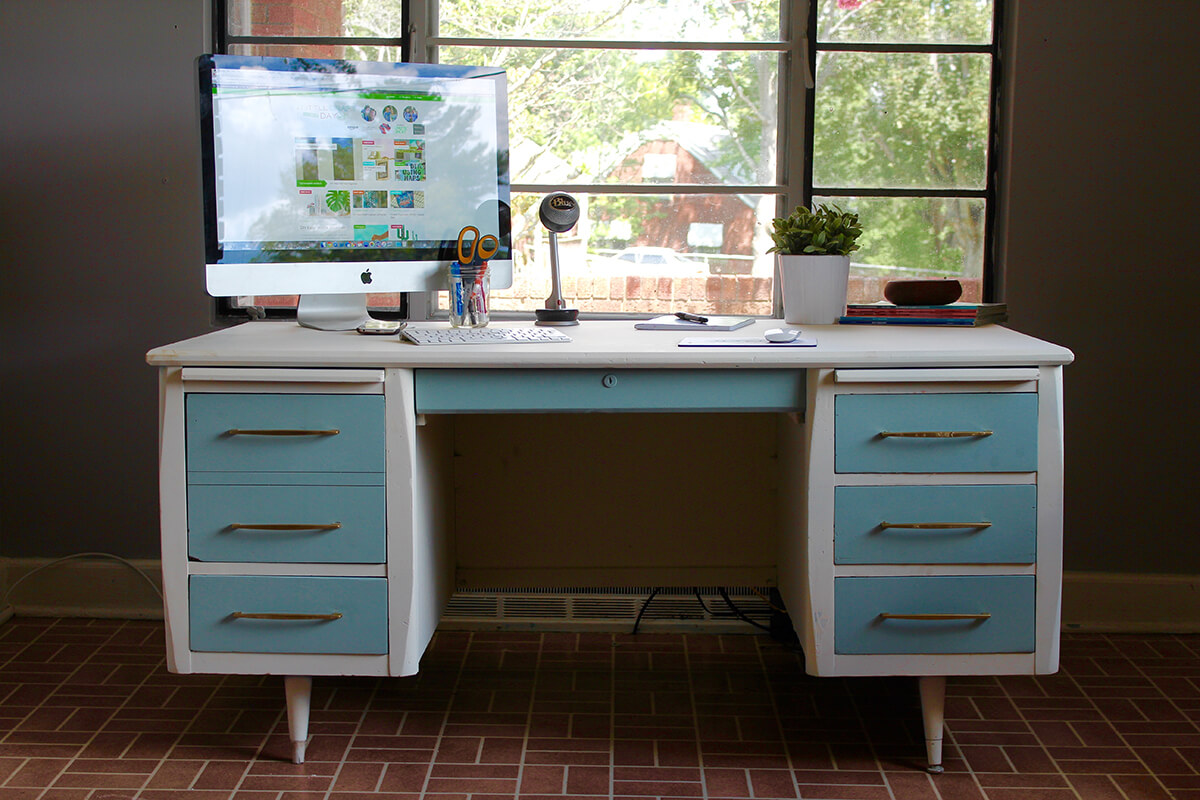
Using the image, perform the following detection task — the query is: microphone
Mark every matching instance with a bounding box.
[535,192,581,326]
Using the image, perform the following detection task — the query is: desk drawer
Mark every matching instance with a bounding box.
[834,575,1035,654]
[414,369,804,413]
[835,393,1037,473]
[186,393,385,473]
[189,575,387,654]
[834,485,1037,565]
[187,484,386,563]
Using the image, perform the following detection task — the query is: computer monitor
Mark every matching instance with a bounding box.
[198,55,512,329]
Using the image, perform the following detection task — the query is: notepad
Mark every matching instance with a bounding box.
[678,336,817,347]
[634,315,754,331]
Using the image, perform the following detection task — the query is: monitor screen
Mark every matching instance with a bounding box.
[198,55,511,326]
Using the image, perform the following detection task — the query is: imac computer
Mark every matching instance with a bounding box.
[198,55,512,329]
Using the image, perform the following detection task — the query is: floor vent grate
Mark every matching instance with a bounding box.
[441,587,776,633]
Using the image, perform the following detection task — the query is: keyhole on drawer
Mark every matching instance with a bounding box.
[602,374,618,388]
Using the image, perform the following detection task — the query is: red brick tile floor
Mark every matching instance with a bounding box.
[0,618,1197,799]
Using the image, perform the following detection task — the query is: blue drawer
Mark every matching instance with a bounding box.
[187,484,386,563]
[835,575,1035,654]
[835,393,1037,473]
[189,575,388,654]
[834,485,1037,565]
[186,394,385,474]
[414,369,804,413]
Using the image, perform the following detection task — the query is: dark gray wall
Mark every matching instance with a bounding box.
[1,0,214,557]
[1,0,1197,575]
[999,0,1199,573]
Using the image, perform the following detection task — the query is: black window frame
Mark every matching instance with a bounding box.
[806,0,1004,303]
[208,0,1004,321]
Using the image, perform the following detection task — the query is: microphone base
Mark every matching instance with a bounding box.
[535,308,580,326]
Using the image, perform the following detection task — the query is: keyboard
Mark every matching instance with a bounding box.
[402,327,573,345]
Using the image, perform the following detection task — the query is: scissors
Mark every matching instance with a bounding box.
[456,225,499,267]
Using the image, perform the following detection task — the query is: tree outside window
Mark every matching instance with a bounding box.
[219,0,999,315]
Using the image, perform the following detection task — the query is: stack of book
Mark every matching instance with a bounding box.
[839,302,1008,326]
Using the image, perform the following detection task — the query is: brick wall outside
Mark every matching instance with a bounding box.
[489,274,982,316]
[256,276,981,317]
[242,0,344,36]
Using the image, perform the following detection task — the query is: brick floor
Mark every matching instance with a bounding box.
[0,618,1196,799]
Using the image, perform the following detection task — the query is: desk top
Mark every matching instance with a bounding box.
[147,320,1074,370]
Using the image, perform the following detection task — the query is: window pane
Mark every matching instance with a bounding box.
[439,0,781,43]
[813,52,990,190]
[228,0,405,38]
[231,293,405,311]
[814,195,985,303]
[817,0,993,45]
[228,43,407,61]
[442,46,779,187]
[473,192,777,315]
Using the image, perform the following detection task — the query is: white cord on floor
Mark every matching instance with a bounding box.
[0,551,163,615]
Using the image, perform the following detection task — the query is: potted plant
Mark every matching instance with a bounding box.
[768,203,863,324]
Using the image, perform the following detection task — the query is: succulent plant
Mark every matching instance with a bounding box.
[768,203,863,256]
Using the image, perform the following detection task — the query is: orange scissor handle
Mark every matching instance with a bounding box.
[456,225,500,265]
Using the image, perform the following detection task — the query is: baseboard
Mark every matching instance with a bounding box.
[1,555,165,620]
[1062,571,1200,633]
[2,558,1196,634]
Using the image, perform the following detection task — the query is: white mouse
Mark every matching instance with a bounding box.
[764,327,801,343]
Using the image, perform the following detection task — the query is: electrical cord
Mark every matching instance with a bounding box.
[632,587,775,635]
[630,587,661,634]
[717,587,773,633]
[1,552,163,617]
[750,586,788,614]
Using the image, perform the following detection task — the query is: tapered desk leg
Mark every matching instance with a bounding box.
[918,675,946,774]
[284,676,312,764]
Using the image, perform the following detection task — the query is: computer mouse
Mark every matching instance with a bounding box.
[764,327,801,343]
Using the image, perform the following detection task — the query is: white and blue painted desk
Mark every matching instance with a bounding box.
[148,320,1073,771]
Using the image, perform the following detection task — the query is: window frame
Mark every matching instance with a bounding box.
[806,0,1004,302]
[210,0,1002,321]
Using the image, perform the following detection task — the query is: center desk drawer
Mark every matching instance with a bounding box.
[190,575,388,654]
[414,369,804,413]
[835,575,1035,654]
[835,393,1037,473]
[187,484,386,563]
[186,394,385,473]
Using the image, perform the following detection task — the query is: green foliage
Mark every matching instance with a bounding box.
[325,191,350,215]
[768,204,863,256]
[336,0,991,277]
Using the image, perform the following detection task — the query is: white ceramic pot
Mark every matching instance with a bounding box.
[777,254,851,324]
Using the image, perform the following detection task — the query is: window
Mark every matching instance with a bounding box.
[215,0,999,317]
[811,0,1000,303]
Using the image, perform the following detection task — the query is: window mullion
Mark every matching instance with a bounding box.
[431,37,789,51]
[512,184,785,195]
[781,0,811,216]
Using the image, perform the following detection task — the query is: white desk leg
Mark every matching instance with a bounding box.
[918,675,946,774]
[284,676,313,764]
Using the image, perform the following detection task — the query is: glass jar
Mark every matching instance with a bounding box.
[448,263,489,328]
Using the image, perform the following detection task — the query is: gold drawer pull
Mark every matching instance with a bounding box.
[879,430,993,438]
[231,612,343,621]
[880,521,992,530]
[226,428,340,436]
[228,523,342,532]
[879,612,992,621]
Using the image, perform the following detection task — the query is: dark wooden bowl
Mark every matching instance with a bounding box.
[883,279,963,306]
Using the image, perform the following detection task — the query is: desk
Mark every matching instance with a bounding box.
[148,320,1073,771]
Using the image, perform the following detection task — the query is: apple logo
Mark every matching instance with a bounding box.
[360,269,373,285]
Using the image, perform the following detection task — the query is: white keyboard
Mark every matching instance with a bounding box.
[402,327,573,345]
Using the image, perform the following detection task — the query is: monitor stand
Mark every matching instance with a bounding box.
[296,293,372,331]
